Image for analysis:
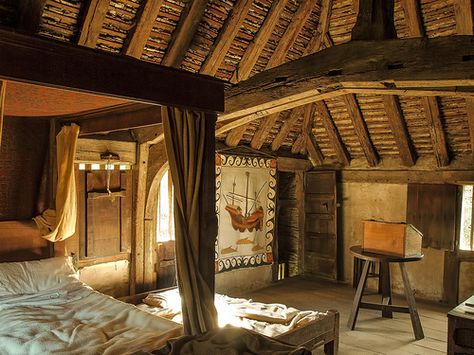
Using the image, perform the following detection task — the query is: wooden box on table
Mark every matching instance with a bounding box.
[362,220,422,257]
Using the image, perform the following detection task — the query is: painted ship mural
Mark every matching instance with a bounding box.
[221,172,267,255]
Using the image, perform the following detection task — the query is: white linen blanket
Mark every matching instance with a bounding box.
[0,282,182,355]
[138,289,326,337]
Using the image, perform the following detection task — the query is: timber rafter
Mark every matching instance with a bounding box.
[221,36,474,126]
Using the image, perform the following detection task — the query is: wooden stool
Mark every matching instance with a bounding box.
[347,245,424,340]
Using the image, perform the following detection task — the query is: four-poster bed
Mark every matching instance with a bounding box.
[0,27,340,354]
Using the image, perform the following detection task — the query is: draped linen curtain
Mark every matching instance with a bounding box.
[162,106,218,335]
[33,124,80,242]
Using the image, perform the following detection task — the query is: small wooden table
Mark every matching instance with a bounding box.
[347,245,424,340]
[447,294,474,354]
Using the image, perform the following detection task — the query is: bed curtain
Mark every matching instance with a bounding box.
[33,124,80,242]
[162,106,218,335]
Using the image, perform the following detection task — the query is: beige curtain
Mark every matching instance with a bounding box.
[162,106,218,335]
[33,124,80,242]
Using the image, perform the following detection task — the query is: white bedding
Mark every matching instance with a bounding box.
[0,258,182,355]
[138,289,326,338]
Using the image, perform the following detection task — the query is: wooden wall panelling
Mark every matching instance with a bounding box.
[304,171,337,280]
[406,183,457,250]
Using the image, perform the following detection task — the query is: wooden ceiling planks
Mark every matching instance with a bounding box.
[250,112,281,150]
[123,0,166,59]
[422,97,450,167]
[271,106,305,151]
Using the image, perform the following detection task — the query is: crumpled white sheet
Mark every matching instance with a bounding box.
[0,281,182,355]
[138,289,325,337]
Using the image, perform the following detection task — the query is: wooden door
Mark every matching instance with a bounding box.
[304,171,337,280]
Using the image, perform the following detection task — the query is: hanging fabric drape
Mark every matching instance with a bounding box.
[162,106,218,335]
[33,124,80,242]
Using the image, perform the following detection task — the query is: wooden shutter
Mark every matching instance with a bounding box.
[406,183,457,250]
[79,170,132,259]
[304,171,338,280]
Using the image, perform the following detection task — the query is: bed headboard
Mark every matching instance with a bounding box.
[0,220,52,262]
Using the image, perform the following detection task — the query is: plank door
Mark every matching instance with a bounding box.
[304,171,337,280]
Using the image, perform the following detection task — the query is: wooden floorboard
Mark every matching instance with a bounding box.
[239,277,451,355]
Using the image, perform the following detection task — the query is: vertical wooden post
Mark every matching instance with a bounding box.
[199,114,218,295]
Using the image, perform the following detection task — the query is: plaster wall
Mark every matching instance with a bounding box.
[339,182,444,302]
[79,260,130,298]
[215,265,273,295]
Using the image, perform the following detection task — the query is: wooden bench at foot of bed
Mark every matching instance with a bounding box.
[120,289,339,355]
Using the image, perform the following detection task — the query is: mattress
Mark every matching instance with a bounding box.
[0,257,182,355]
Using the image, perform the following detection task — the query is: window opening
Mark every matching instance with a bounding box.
[156,170,175,242]
[459,185,474,251]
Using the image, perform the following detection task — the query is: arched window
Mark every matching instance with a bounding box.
[156,169,175,242]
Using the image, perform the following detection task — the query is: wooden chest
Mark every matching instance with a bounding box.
[362,220,422,257]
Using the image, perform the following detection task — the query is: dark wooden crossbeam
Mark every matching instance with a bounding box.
[63,104,162,135]
[0,29,224,113]
[222,36,474,123]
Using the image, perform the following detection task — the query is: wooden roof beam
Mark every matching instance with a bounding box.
[265,0,315,69]
[16,0,47,33]
[466,98,474,160]
[382,95,416,166]
[226,0,312,147]
[400,0,424,37]
[422,97,450,167]
[224,124,248,147]
[78,0,110,47]
[343,94,379,166]
[250,113,281,150]
[161,0,208,67]
[271,106,305,151]
[200,0,253,76]
[0,29,224,113]
[63,104,163,135]
[304,0,333,55]
[222,36,474,123]
[454,0,473,35]
[231,0,288,83]
[352,0,396,40]
[301,103,324,166]
[315,101,351,166]
[123,0,166,59]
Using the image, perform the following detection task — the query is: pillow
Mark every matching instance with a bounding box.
[0,257,78,297]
